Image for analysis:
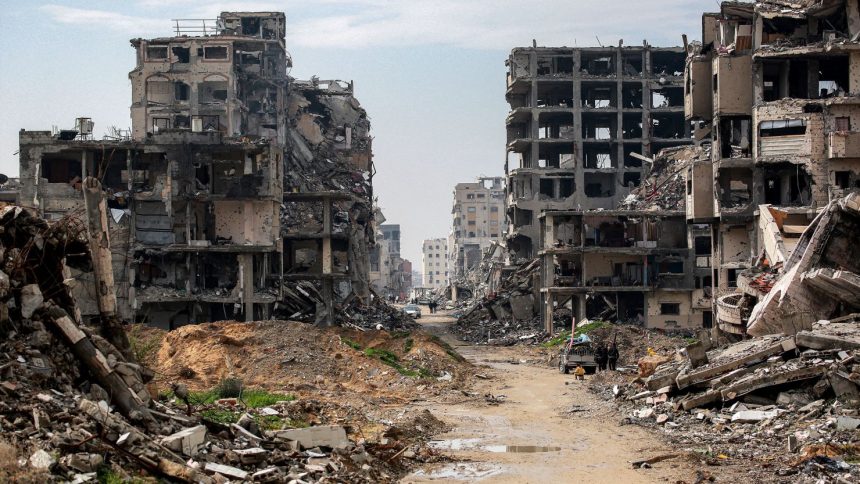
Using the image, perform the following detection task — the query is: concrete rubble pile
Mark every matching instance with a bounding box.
[746,193,860,337]
[0,206,433,483]
[283,79,373,197]
[620,145,704,211]
[593,316,860,482]
[452,258,547,345]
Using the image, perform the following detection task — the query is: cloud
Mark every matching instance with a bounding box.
[39,5,164,33]
[39,1,702,50]
[287,0,702,50]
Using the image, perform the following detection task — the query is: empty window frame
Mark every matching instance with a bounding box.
[172,46,190,63]
[660,303,680,315]
[203,46,229,60]
[759,119,806,137]
[146,46,168,61]
[174,82,190,101]
[152,118,171,131]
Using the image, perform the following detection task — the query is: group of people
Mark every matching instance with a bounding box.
[594,342,619,371]
[427,300,439,313]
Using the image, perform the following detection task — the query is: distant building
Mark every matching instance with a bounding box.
[422,238,448,289]
[449,177,505,279]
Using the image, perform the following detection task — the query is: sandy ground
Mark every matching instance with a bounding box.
[402,310,703,483]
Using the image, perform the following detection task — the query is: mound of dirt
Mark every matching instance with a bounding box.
[149,320,472,404]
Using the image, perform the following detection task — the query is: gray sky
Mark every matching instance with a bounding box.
[0,0,705,268]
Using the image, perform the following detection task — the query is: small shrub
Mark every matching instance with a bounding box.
[342,338,362,350]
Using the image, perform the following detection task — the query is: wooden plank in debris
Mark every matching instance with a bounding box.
[720,364,828,402]
[676,337,795,390]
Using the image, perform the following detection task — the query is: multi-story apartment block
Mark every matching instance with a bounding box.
[684,0,860,335]
[18,12,376,328]
[422,238,448,289]
[449,177,505,279]
[505,44,692,260]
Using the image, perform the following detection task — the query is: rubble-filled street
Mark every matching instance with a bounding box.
[3,1,860,483]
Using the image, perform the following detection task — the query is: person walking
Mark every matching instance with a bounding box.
[594,344,607,372]
[608,343,619,371]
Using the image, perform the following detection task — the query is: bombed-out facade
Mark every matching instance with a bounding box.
[17,12,376,328]
[684,0,860,335]
[505,44,692,260]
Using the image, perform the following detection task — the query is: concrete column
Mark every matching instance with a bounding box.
[616,45,625,198]
[572,50,585,208]
[240,254,254,322]
[576,294,587,323]
[322,199,332,274]
[544,292,554,334]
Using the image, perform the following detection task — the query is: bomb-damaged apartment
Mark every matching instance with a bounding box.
[17,12,377,328]
[683,0,860,336]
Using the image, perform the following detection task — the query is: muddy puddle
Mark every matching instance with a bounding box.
[409,463,503,480]
[427,439,561,453]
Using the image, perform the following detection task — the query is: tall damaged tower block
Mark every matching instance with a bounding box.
[18,12,376,328]
[684,1,860,336]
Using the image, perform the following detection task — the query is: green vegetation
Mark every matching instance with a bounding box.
[126,325,162,366]
[342,338,363,350]
[391,330,411,339]
[185,388,294,407]
[403,337,414,353]
[363,346,434,378]
[429,334,466,362]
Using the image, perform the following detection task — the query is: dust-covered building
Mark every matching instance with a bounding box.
[17,12,376,328]
[504,43,692,260]
[683,0,860,335]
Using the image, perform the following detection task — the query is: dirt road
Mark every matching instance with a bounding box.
[402,311,697,483]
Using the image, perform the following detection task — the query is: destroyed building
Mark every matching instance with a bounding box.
[448,177,505,282]
[17,12,376,327]
[505,44,692,260]
[683,0,860,335]
[538,210,705,332]
[368,223,410,300]
[422,237,448,290]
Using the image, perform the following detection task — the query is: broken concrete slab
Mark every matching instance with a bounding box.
[796,320,860,351]
[204,462,248,480]
[21,284,44,319]
[160,425,207,457]
[272,425,349,449]
[676,336,795,390]
[731,409,781,423]
[720,363,828,402]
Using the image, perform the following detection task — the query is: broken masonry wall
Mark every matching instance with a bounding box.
[713,54,753,116]
[645,290,698,330]
[753,101,830,207]
[686,159,716,221]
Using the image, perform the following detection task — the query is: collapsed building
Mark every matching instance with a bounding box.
[684,0,860,336]
[17,12,377,327]
[538,210,705,332]
[448,177,506,299]
[504,43,692,260]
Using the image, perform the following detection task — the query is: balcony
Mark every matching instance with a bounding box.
[716,292,746,335]
[829,131,860,159]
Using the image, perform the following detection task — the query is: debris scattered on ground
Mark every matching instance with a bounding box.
[589,316,860,482]
[0,205,465,483]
